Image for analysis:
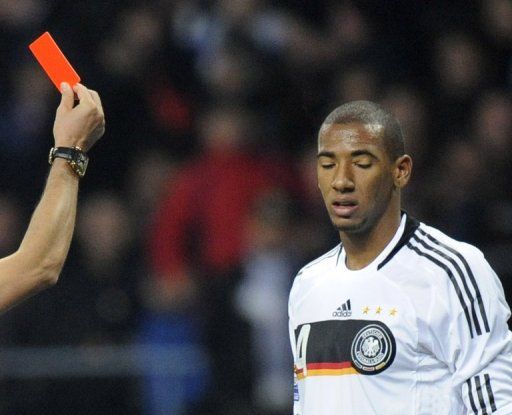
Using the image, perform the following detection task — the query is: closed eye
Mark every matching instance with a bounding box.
[353,155,374,169]
[355,162,372,169]
[321,163,335,169]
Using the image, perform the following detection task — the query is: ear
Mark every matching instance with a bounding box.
[393,154,412,189]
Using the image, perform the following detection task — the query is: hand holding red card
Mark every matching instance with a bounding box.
[29,32,81,91]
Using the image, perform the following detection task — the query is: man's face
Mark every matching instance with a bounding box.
[317,121,397,234]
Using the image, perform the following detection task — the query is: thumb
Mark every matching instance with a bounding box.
[57,82,74,112]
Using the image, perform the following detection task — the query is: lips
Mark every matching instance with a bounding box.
[331,199,359,217]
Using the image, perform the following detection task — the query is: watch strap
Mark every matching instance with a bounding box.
[48,146,89,178]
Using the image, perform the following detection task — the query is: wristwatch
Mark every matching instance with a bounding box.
[48,146,89,178]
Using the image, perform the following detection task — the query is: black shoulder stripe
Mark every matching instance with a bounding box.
[466,378,478,414]
[474,375,489,415]
[418,228,490,333]
[377,214,420,270]
[484,374,497,412]
[406,241,475,338]
[412,234,483,336]
[467,374,497,414]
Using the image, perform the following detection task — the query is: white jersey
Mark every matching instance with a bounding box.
[289,214,512,414]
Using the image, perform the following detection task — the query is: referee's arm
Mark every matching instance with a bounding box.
[0,82,105,313]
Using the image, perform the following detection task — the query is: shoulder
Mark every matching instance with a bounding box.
[408,222,486,268]
[290,245,341,287]
[288,244,341,316]
[406,221,502,338]
[379,215,485,279]
[298,244,341,274]
[404,221,492,295]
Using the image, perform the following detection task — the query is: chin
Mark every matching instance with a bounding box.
[332,217,367,234]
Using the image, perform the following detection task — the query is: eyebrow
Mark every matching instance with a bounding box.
[317,149,380,160]
[351,149,380,160]
[317,151,336,159]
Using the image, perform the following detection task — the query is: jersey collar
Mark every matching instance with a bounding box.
[377,212,420,270]
[336,212,420,273]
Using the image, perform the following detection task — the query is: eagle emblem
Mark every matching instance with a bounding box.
[351,323,396,375]
[362,336,380,357]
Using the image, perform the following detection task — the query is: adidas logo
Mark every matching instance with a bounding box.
[332,299,352,318]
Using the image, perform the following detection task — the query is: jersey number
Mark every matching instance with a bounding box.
[295,324,311,376]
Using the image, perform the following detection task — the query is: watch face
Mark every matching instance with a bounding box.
[73,152,88,177]
[49,147,88,177]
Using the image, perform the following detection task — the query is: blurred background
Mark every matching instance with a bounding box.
[0,0,511,414]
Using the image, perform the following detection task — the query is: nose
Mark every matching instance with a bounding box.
[331,163,355,192]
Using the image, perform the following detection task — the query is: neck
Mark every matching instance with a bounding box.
[340,205,402,270]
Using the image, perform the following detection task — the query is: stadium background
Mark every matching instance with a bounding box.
[0,0,511,414]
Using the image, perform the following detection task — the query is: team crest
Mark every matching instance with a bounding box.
[350,322,396,375]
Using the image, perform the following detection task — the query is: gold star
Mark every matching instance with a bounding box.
[376,306,382,314]
[389,308,397,316]
[362,306,370,314]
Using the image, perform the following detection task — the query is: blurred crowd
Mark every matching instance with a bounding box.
[0,0,511,414]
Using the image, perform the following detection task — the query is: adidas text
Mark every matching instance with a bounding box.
[332,310,352,317]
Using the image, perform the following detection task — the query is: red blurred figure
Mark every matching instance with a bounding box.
[147,104,287,413]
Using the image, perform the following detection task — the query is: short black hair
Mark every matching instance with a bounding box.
[321,100,405,160]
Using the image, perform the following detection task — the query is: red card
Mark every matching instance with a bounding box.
[29,32,81,91]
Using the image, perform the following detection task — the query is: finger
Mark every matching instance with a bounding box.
[57,82,74,112]
[73,83,95,105]
[89,90,104,117]
[89,90,105,131]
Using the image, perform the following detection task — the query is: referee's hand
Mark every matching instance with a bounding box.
[53,82,105,151]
